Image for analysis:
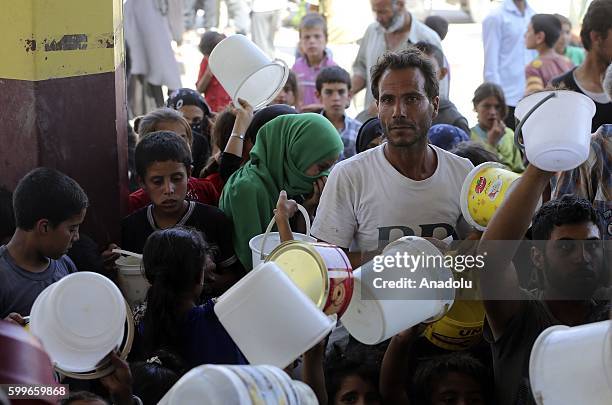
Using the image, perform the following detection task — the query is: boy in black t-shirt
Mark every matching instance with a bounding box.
[120,131,244,294]
[1,168,88,319]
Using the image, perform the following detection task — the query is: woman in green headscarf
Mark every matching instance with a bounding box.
[220,113,344,270]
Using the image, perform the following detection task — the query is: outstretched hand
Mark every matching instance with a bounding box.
[274,190,299,220]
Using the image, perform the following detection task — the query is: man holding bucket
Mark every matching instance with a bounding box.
[312,48,474,267]
[478,164,609,405]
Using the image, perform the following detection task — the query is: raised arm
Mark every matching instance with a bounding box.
[380,326,423,405]
[478,164,555,339]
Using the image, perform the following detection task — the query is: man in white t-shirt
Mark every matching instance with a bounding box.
[312,48,473,266]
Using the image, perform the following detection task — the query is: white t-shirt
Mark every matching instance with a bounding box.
[311,144,474,252]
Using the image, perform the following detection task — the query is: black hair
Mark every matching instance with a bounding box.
[531,14,562,48]
[370,48,439,101]
[299,13,328,39]
[412,353,493,405]
[531,195,600,241]
[131,349,187,405]
[0,186,15,242]
[141,227,210,356]
[450,141,502,166]
[413,41,445,71]
[472,82,509,121]
[60,391,106,404]
[581,0,612,51]
[245,104,298,144]
[284,70,299,102]
[325,345,381,403]
[201,107,237,178]
[424,15,449,40]
[198,31,225,56]
[135,131,192,180]
[13,168,88,231]
[315,66,351,93]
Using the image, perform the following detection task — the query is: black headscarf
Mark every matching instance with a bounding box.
[245,104,298,144]
[355,117,384,154]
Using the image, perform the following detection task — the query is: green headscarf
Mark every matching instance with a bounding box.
[220,113,344,270]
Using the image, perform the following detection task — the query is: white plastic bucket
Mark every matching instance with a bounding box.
[158,364,318,405]
[115,255,149,307]
[249,204,317,268]
[515,90,595,171]
[340,236,455,345]
[529,320,612,405]
[209,34,289,109]
[214,262,335,368]
[29,272,127,373]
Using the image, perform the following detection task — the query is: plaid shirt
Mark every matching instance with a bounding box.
[321,111,362,161]
[554,124,612,239]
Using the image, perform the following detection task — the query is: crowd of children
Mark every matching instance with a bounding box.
[1,1,611,404]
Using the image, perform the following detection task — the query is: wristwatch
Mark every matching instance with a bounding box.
[230,132,245,140]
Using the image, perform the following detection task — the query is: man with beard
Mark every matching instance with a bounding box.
[351,0,443,122]
[312,48,473,267]
[478,165,609,405]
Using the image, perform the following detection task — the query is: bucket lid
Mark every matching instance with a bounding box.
[266,240,330,310]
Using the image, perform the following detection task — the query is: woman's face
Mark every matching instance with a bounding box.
[304,155,338,177]
[179,105,205,126]
[475,95,503,131]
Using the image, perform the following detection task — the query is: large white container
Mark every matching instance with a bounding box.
[341,236,455,345]
[115,255,149,307]
[529,320,612,405]
[158,364,318,405]
[214,262,335,368]
[209,34,289,109]
[29,272,127,373]
[248,204,316,268]
[515,90,595,172]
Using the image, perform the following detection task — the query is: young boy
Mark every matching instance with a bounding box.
[553,14,586,66]
[291,13,337,111]
[524,14,574,94]
[120,131,242,274]
[196,31,231,113]
[315,66,361,161]
[0,168,88,319]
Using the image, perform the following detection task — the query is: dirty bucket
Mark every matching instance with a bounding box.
[515,90,595,172]
[214,262,335,368]
[529,320,612,405]
[249,204,316,268]
[158,364,318,405]
[460,162,524,231]
[115,255,149,307]
[209,34,289,109]
[340,237,455,345]
[424,300,485,351]
[266,241,354,317]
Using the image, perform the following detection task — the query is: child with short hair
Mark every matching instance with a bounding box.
[553,14,586,66]
[315,66,361,160]
[291,13,337,110]
[120,131,243,276]
[271,70,300,108]
[196,31,232,113]
[0,168,88,319]
[524,14,574,94]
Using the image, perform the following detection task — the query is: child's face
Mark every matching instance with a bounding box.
[156,120,191,150]
[273,85,296,107]
[300,27,327,62]
[555,23,572,53]
[475,96,503,130]
[430,372,485,405]
[317,82,351,116]
[140,161,190,216]
[41,209,87,259]
[333,375,380,405]
[179,105,205,126]
[524,23,539,49]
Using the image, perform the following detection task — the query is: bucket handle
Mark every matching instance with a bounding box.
[259,204,311,262]
[514,92,557,150]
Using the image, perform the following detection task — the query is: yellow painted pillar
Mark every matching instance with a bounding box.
[0,0,128,245]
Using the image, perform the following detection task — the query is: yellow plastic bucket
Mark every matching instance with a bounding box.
[460,162,521,231]
[424,299,485,351]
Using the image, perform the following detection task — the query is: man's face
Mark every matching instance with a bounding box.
[40,209,87,259]
[141,161,190,216]
[371,0,399,29]
[317,82,351,115]
[377,67,438,148]
[534,222,604,299]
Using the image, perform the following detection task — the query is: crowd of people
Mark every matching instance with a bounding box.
[1,0,611,404]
